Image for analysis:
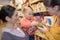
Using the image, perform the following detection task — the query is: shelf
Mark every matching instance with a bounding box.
[0,5,3,9]
[29,0,43,4]
[30,2,46,13]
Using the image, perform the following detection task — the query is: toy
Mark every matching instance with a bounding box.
[37,24,44,27]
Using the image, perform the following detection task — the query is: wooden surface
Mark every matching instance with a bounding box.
[29,0,42,4]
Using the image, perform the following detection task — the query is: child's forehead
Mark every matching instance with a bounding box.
[24,10,33,15]
[26,8,33,12]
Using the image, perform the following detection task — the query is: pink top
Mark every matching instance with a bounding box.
[20,18,33,32]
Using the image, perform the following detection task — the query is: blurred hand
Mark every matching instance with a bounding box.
[39,26,48,33]
[31,21,39,26]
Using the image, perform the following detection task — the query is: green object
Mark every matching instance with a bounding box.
[38,24,44,27]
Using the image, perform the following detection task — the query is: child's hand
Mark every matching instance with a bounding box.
[31,21,39,26]
[27,26,37,35]
[39,26,48,33]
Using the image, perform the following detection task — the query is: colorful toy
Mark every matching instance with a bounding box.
[37,24,44,27]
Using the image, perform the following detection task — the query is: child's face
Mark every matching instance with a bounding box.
[47,6,59,15]
[24,9,33,19]
[34,16,44,22]
[34,16,40,21]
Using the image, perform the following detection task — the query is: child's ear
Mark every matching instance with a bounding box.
[5,16,11,22]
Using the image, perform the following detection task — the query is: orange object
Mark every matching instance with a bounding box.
[20,17,33,32]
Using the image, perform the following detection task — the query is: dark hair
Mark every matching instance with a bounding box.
[51,0,60,7]
[33,13,40,16]
[33,12,44,18]
[0,5,16,22]
[33,12,49,16]
[43,0,51,7]
[43,0,60,7]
